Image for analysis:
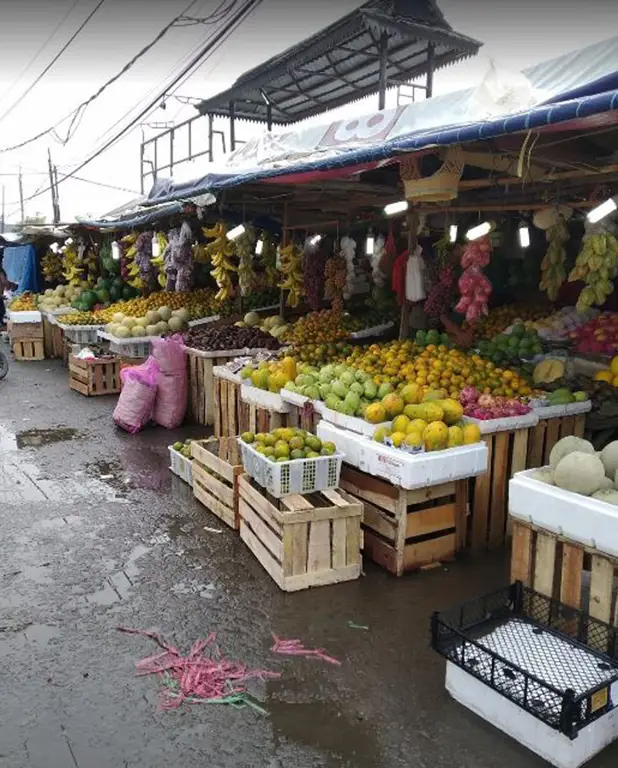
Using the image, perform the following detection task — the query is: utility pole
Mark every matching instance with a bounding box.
[1,185,5,233]
[18,168,24,223]
[48,148,60,224]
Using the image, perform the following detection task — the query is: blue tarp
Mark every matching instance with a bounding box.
[2,245,39,294]
[79,201,184,231]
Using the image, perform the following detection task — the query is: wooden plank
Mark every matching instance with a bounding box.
[560,543,584,610]
[543,418,561,465]
[488,431,510,549]
[402,533,456,570]
[240,499,283,560]
[510,429,529,477]
[193,464,234,508]
[589,554,614,625]
[533,531,557,597]
[362,500,397,541]
[290,522,308,575]
[238,476,285,528]
[345,515,361,567]
[193,479,236,529]
[227,378,237,437]
[213,378,222,438]
[573,414,586,438]
[510,522,533,585]
[341,466,399,500]
[406,482,455,506]
[527,421,546,469]
[280,493,314,512]
[455,479,468,551]
[282,564,359,592]
[192,440,239,483]
[405,503,456,539]
[331,518,347,569]
[69,379,90,396]
[559,415,575,440]
[307,519,331,572]
[240,521,284,589]
[471,435,493,551]
[362,532,399,574]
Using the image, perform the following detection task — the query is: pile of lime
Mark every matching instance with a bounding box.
[241,428,336,463]
[477,322,543,365]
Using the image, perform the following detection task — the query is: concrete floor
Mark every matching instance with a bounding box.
[0,357,616,768]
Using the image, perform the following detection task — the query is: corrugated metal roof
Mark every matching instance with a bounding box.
[196,0,481,124]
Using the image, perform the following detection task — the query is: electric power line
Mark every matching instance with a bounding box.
[5,0,263,218]
[0,0,201,154]
[0,0,83,106]
[0,0,107,128]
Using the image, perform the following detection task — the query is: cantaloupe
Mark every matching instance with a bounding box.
[600,441,618,479]
[554,452,605,496]
[531,468,555,485]
[597,475,614,491]
[549,436,595,468]
[592,489,618,505]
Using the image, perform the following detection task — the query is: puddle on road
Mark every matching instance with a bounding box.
[16,427,80,449]
[0,623,60,657]
[84,543,151,607]
[86,450,170,492]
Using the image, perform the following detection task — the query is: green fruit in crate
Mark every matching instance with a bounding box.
[241,432,255,444]
[321,442,336,456]
[290,449,305,460]
[274,441,290,458]
[255,433,267,443]
[173,442,183,451]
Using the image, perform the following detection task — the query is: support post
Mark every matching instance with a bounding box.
[426,43,435,98]
[208,114,214,162]
[267,102,273,131]
[48,148,60,225]
[399,207,419,340]
[229,101,236,151]
[18,168,24,223]
[169,128,174,175]
[378,32,388,110]
[139,140,145,195]
[279,202,289,319]
[1,184,5,233]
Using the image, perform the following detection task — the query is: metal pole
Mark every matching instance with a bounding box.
[378,32,388,111]
[53,166,61,223]
[18,168,24,222]
[426,43,435,98]
[208,114,214,161]
[169,128,174,175]
[267,103,272,132]
[48,148,60,224]
[229,101,236,151]
[139,138,145,195]
[1,185,4,233]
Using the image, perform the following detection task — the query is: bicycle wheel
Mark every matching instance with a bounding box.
[0,349,9,380]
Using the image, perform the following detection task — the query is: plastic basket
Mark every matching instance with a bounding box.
[97,331,151,358]
[168,446,193,486]
[60,324,104,344]
[237,439,344,498]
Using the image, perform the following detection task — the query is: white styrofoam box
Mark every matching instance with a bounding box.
[317,404,389,437]
[533,400,592,420]
[187,315,220,327]
[44,307,76,318]
[279,389,310,408]
[168,446,193,486]
[316,421,370,469]
[462,411,538,435]
[60,324,104,344]
[240,383,290,414]
[445,662,618,768]
[358,440,488,490]
[7,310,41,323]
[237,439,344,498]
[509,468,618,559]
[97,331,151,358]
[212,365,242,384]
[350,322,394,339]
[182,345,265,359]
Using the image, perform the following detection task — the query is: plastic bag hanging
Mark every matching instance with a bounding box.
[405,244,426,303]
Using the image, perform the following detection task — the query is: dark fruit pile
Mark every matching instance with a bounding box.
[184,325,280,351]
[304,249,328,311]
[424,267,455,319]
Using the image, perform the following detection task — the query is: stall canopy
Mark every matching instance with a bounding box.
[141,35,618,207]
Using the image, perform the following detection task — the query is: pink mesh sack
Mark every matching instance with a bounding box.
[151,335,188,428]
[113,357,160,434]
[150,334,186,375]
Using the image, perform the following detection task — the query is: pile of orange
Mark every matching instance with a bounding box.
[346,340,531,400]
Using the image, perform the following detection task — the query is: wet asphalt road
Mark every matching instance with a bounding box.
[1,358,617,768]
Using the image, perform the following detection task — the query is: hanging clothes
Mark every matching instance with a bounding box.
[392,249,408,306]
[405,244,426,303]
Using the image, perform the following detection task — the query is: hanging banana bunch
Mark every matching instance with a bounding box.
[236,226,257,297]
[121,233,145,292]
[62,241,85,286]
[257,232,279,289]
[84,245,99,288]
[539,216,569,301]
[569,230,618,312]
[205,221,238,302]
[279,242,304,307]
[42,248,64,283]
[152,231,168,288]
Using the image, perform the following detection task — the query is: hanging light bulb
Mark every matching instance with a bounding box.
[151,234,160,258]
[365,230,375,255]
[587,197,617,224]
[309,234,322,246]
[255,238,264,256]
[466,221,491,241]
[111,241,121,261]
[449,224,458,243]
[518,224,530,248]
[65,237,74,246]
[384,200,408,216]
[49,242,59,254]
[226,223,246,241]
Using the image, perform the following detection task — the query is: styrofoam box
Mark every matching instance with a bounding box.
[238,439,344,498]
[316,421,370,470]
[279,389,310,408]
[182,345,266,359]
[317,403,390,437]
[97,331,151,358]
[533,400,592,420]
[240,383,290,414]
[357,439,488,490]
[509,468,618,559]
[350,322,394,339]
[445,662,618,768]
[44,307,77,318]
[212,365,242,384]
[187,315,220,327]
[61,324,104,344]
[462,411,539,435]
[168,446,193,486]
[8,310,41,323]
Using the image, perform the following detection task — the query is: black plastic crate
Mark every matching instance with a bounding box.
[431,582,618,739]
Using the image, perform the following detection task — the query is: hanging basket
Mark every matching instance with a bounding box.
[401,145,464,203]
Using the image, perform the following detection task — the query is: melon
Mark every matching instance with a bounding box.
[549,436,595,469]
[158,306,172,322]
[113,312,125,324]
[244,311,260,327]
[592,489,618,505]
[146,324,159,336]
[597,475,614,491]
[554,452,605,496]
[600,441,618,479]
[156,321,169,335]
[132,325,146,337]
[168,316,183,332]
[146,310,160,325]
[171,308,188,323]
[530,468,555,485]
[121,316,136,328]
[115,326,130,339]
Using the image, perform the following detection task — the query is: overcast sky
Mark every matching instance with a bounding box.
[1,0,618,223]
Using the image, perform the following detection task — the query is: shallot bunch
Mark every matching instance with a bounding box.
[455,236,493,323]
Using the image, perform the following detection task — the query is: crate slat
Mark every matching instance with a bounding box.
[191,438,243,529]
[68,355,120,396]
[12,338,45,361]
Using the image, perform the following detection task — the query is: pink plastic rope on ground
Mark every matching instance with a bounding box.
[118,626,280,710]
[270,633,341,666]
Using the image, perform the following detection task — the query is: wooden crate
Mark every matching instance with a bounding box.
[469,414,587,553]
[213,373,287,437]
[340,466,468,576]
[8,321,43,341]
[191,438,243,529]
[187,350,239,426]
[286,400,322,433]
[68,355,120,396]
[511,520,618,650]
[12,338,45,361]
[239,474,362,591]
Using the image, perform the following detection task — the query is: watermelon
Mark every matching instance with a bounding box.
[112,276,124,290]
[109,285,121,302]
[96,289,110,305]
[81,291,98,310]
[122,285,136,300]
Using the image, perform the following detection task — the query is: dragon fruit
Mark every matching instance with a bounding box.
[478,393,495,408]
[459,386,479,407]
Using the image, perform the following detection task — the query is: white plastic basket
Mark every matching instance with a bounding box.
[60,324,104,344]
[98,331,151,358]
[237,439,344,498]
[168,446,193,486]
